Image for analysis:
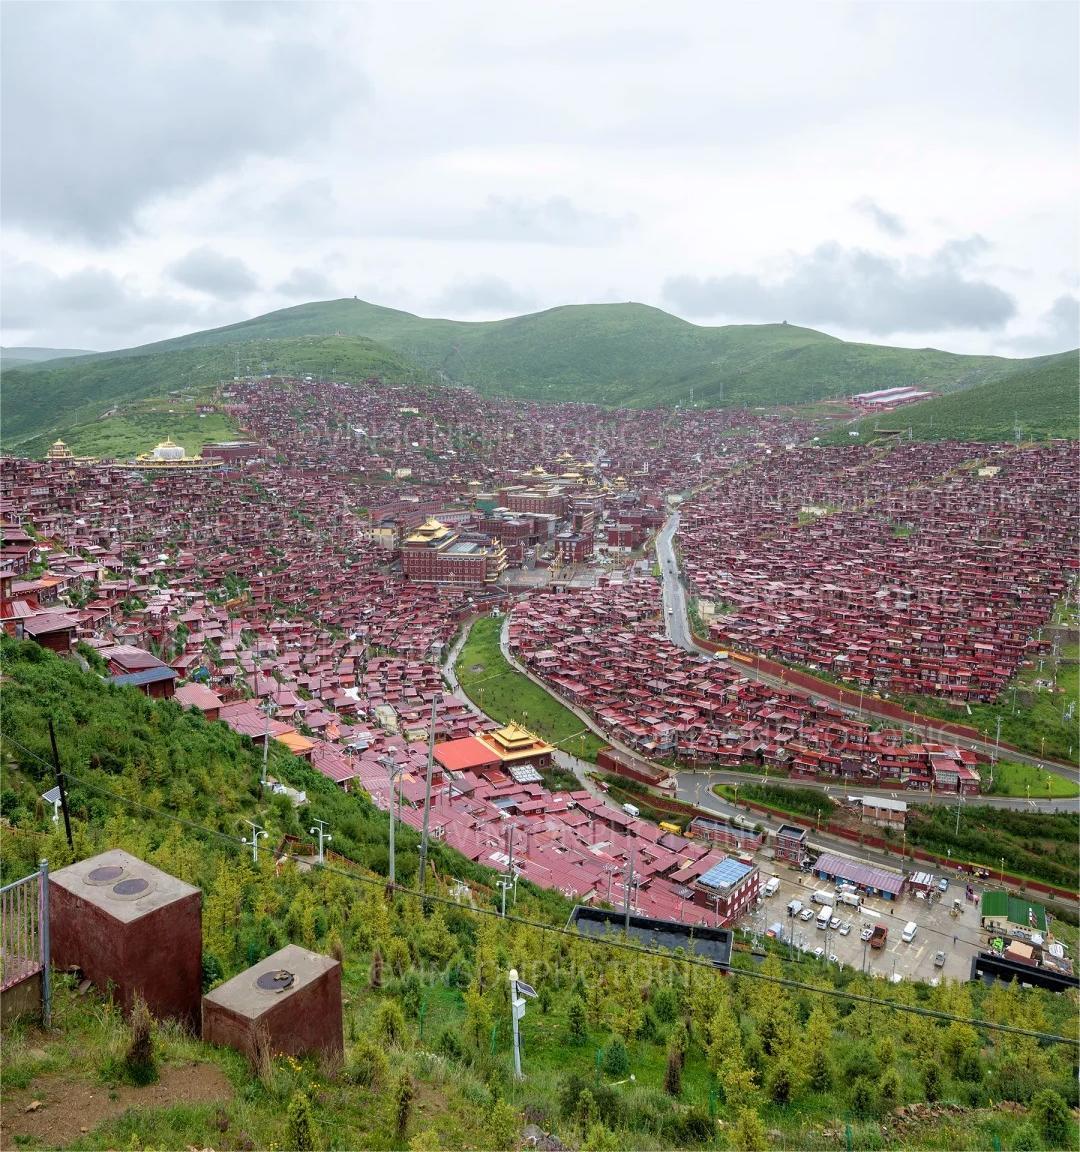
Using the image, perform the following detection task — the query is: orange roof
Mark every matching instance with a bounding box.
[276,730,315,755]
[434,736,501,772]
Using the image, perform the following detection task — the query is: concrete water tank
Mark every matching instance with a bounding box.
[48,848,202,1027]
[202,943,342,1061]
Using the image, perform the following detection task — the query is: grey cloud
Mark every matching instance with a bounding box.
[167,247,258,299]
[1008,294,1079,354]
[1,260,211,348]
[471,195,632,246]
[854,198,906,238]
[433,277,536,315]
[662,240,1016,334]
[275,267,338,299]
[0,3,363,242]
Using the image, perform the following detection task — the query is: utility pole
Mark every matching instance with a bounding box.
[954,789,963,836]
[261,697,277,786]
[418,698,437,891]
[309,818,331,864]
[623,844,635,935]
[242,820,267,863]
[385,757,404,886]
[991,715,1002,786]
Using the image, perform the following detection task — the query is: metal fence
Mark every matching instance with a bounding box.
[0,859,51,1025]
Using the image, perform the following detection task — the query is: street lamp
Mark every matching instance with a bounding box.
[241,820,268,864]
[384,756,406,885]
[309,818,332,864]
[999,856,1005,885]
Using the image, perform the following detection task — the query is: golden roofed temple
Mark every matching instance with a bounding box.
[44,439,97,466]
[403,517,455,548]
[475,721,554,765]
[130,437,223,470]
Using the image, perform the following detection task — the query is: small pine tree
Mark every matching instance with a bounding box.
[374,999,406,1046]
[1030,1088,1071,1148]
[576,1089,600,1135]
[878,1067,902,1113]
[486,1098,521,1150]
[393,1071,414,1138]
[581,1122,619,1152]
[603,1037,630,1078]
[733,1106,768,1152]
[850,1077,876,1119]
[287,1090,318,1152]
[808,1046,833,1093]
[922,1060,943,1103]
[567,995,588,1045]
[347,1038,389,1089]
[767,1059,794,1105]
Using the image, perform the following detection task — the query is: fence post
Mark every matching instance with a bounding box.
[39,858,51,1028]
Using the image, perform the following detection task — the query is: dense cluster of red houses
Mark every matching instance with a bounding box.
[509,576,981,792]
[6,371,1069,926]
[679,441,1077,702]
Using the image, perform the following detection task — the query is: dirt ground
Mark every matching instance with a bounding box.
[0,1060,232,1148]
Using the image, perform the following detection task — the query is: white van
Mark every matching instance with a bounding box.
[811,890,834,905]
[763,877,781,897]
[622,803,640,819]
[816,906,833,929]
[901,921,918,942]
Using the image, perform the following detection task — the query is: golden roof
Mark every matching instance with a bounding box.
[403,517,453,545]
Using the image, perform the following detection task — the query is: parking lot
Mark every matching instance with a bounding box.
[743,860,984,984]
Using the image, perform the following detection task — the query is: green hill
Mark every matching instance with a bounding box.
[3,298,1071,447]
[1,334,435,450]
[2,638,1078,1152]
[837,352,1078,442]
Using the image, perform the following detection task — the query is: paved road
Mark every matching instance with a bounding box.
[656,511,1080,790]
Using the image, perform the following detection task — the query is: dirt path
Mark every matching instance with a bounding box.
[1,1061,232,1148]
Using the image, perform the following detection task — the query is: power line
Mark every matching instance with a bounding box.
[6,735,1076,1046]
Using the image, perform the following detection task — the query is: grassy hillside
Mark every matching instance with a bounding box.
[837,352,1078,442]
[5,299,1065,445]
[0,334,434,450]
[3,640,1079,1152]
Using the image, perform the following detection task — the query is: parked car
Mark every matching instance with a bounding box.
[933,950,947,968]
[860,925,874,942]
[812,946,825,959]
[799,908,815,921]
[828,953,839,964]
[829,917,842,930]
[838,922,851,936]
[938,877,949,892]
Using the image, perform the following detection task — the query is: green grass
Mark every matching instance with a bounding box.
[1,334,435,449]
[835,351,1078,442]
[20,406,240,461]
[901,640,1079,766]
[986,761,1079,799]
[456,617,606,761]
[4,298,1063,444]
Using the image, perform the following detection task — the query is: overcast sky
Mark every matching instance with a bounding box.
[2,0,1077,357]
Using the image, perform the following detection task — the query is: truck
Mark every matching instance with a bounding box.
[763,877,781,897]
[839,890,862,908]
[787,899,804,916]
[811,890,834,905]
[622,803,640,818]
[658,821,682,835]
[816,906,833,929]
[870,925,888,949]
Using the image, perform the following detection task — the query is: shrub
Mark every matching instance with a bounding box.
[567,995,588,1045]
[767,1059,795,1105]
[286,1090,318,1152]
[124,995,158,1086]
[392,1071,414,1138]
[435,1026,464,1062]
[650,984,680,1023]
[664,1040,682,1097]
[1030,1088,1071,1148]
[923,1061,943,1103]
[374,999,407,1047]
[1011,1123,1041,1151]
[733,1107,768,1152]
[347,1038,389,1089]
[486,1098,521,1150]
[850,1078,877,1119]
[604,1038,630,1078]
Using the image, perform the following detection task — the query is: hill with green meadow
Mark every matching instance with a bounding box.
[2,638,1078,1152]
[4,298,1071,447]
[835,351,1078,443]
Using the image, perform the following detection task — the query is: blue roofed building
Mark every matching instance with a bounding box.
[691,854,760,925]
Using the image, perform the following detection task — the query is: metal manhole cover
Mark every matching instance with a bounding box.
[110,877,152,899]
[256,969,295,993]
[86,865,126,885]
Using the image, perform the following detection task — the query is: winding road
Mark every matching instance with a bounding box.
[656,508,1080,806]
